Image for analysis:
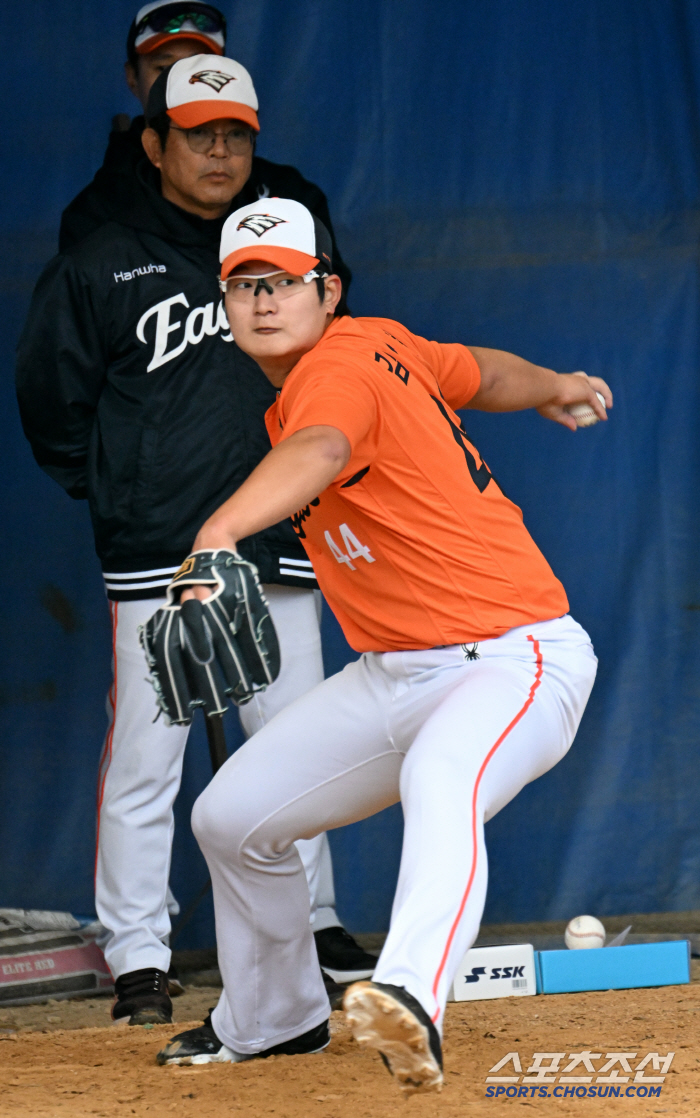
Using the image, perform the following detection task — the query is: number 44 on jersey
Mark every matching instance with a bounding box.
[324,524,375,570]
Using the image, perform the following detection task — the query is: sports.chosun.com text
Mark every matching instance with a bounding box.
[484,1051,673,1100]
[486,1084,662,1099]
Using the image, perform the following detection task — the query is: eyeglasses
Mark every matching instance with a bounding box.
[219,270,320,302]
[171,124,254,155]
[136,3,225,37]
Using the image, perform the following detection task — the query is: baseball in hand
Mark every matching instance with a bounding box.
[565,391,607,428]
[564,915,606,949]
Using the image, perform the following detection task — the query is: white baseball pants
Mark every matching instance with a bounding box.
[192,614,597,1054]
[95,585,338,979]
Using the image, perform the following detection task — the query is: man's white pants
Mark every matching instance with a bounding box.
[95,585,338,979]
[192,615,597,1054]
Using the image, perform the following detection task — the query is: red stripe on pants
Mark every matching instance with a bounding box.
[430,635,544,1020]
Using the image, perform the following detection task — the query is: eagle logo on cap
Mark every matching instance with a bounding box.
[189,70,236,92]
[236,214,288,237]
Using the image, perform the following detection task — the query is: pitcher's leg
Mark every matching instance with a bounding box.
[237,585,341,924]
[293,833,325,922]
[238,586,324,734]
[192,657,400,1053]
[237,590,334,921]
[96,599,190,978]
[374,624,597,1029]
[305,834,338,931]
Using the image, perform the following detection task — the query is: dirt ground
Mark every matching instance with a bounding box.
[0,970,698,1117]
[1,923,698,1117]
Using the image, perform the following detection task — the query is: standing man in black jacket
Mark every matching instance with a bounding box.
[59,0,351,302]
[16,53,375,1026]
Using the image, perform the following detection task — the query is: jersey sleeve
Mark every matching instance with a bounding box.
[278,360,378,475]
[407,333,481,409]
[15,253,107,498]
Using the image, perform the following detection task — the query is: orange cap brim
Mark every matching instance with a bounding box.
[167,101,260,131]
[221,246,320,280]
[136,33,224,55]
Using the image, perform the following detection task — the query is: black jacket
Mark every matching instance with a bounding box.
[16,160,319,599]
[58,115,352,296]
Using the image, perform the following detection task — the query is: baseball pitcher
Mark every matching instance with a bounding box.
[147,199,608,1089]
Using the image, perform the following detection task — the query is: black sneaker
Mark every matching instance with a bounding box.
[112,968,172,1026]
[314,926,377,982]
[167,963,185,997]
[343,981,443,1094]
[157,1012,330,1066]
[321,968,346,1011]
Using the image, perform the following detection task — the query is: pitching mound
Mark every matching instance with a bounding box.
[1,976,699,1117]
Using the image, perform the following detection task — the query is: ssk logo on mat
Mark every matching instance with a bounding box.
[189,70,235,92]
[236,214,288,237]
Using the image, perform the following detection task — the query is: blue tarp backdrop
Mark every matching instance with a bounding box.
[2,1,700,949]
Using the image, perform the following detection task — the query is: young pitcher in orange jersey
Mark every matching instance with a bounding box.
[156,199,609,1092]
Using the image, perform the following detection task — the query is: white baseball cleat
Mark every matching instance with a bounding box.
[344,981,444,1094]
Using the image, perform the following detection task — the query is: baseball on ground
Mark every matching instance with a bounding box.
[565,391,607,428]
[564,914,606,949]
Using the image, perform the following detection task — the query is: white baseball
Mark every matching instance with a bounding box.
[565,391,607,428]
[564,915,606,949]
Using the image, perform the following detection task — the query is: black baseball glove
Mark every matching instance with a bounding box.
[139,549,280,725]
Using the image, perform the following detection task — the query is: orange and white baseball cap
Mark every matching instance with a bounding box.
[145,54,259,131]
[128,2,226,60]
[220,199,334,280]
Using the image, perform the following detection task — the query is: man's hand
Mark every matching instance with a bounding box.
[181,585,215,602]
[467,347,612,430]
[536,371,611,431]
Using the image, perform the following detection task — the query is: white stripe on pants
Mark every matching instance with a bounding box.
[192,614,597,1054]
[95,585,337,979]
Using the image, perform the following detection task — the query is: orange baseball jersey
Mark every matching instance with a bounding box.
[265,316,569,652]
